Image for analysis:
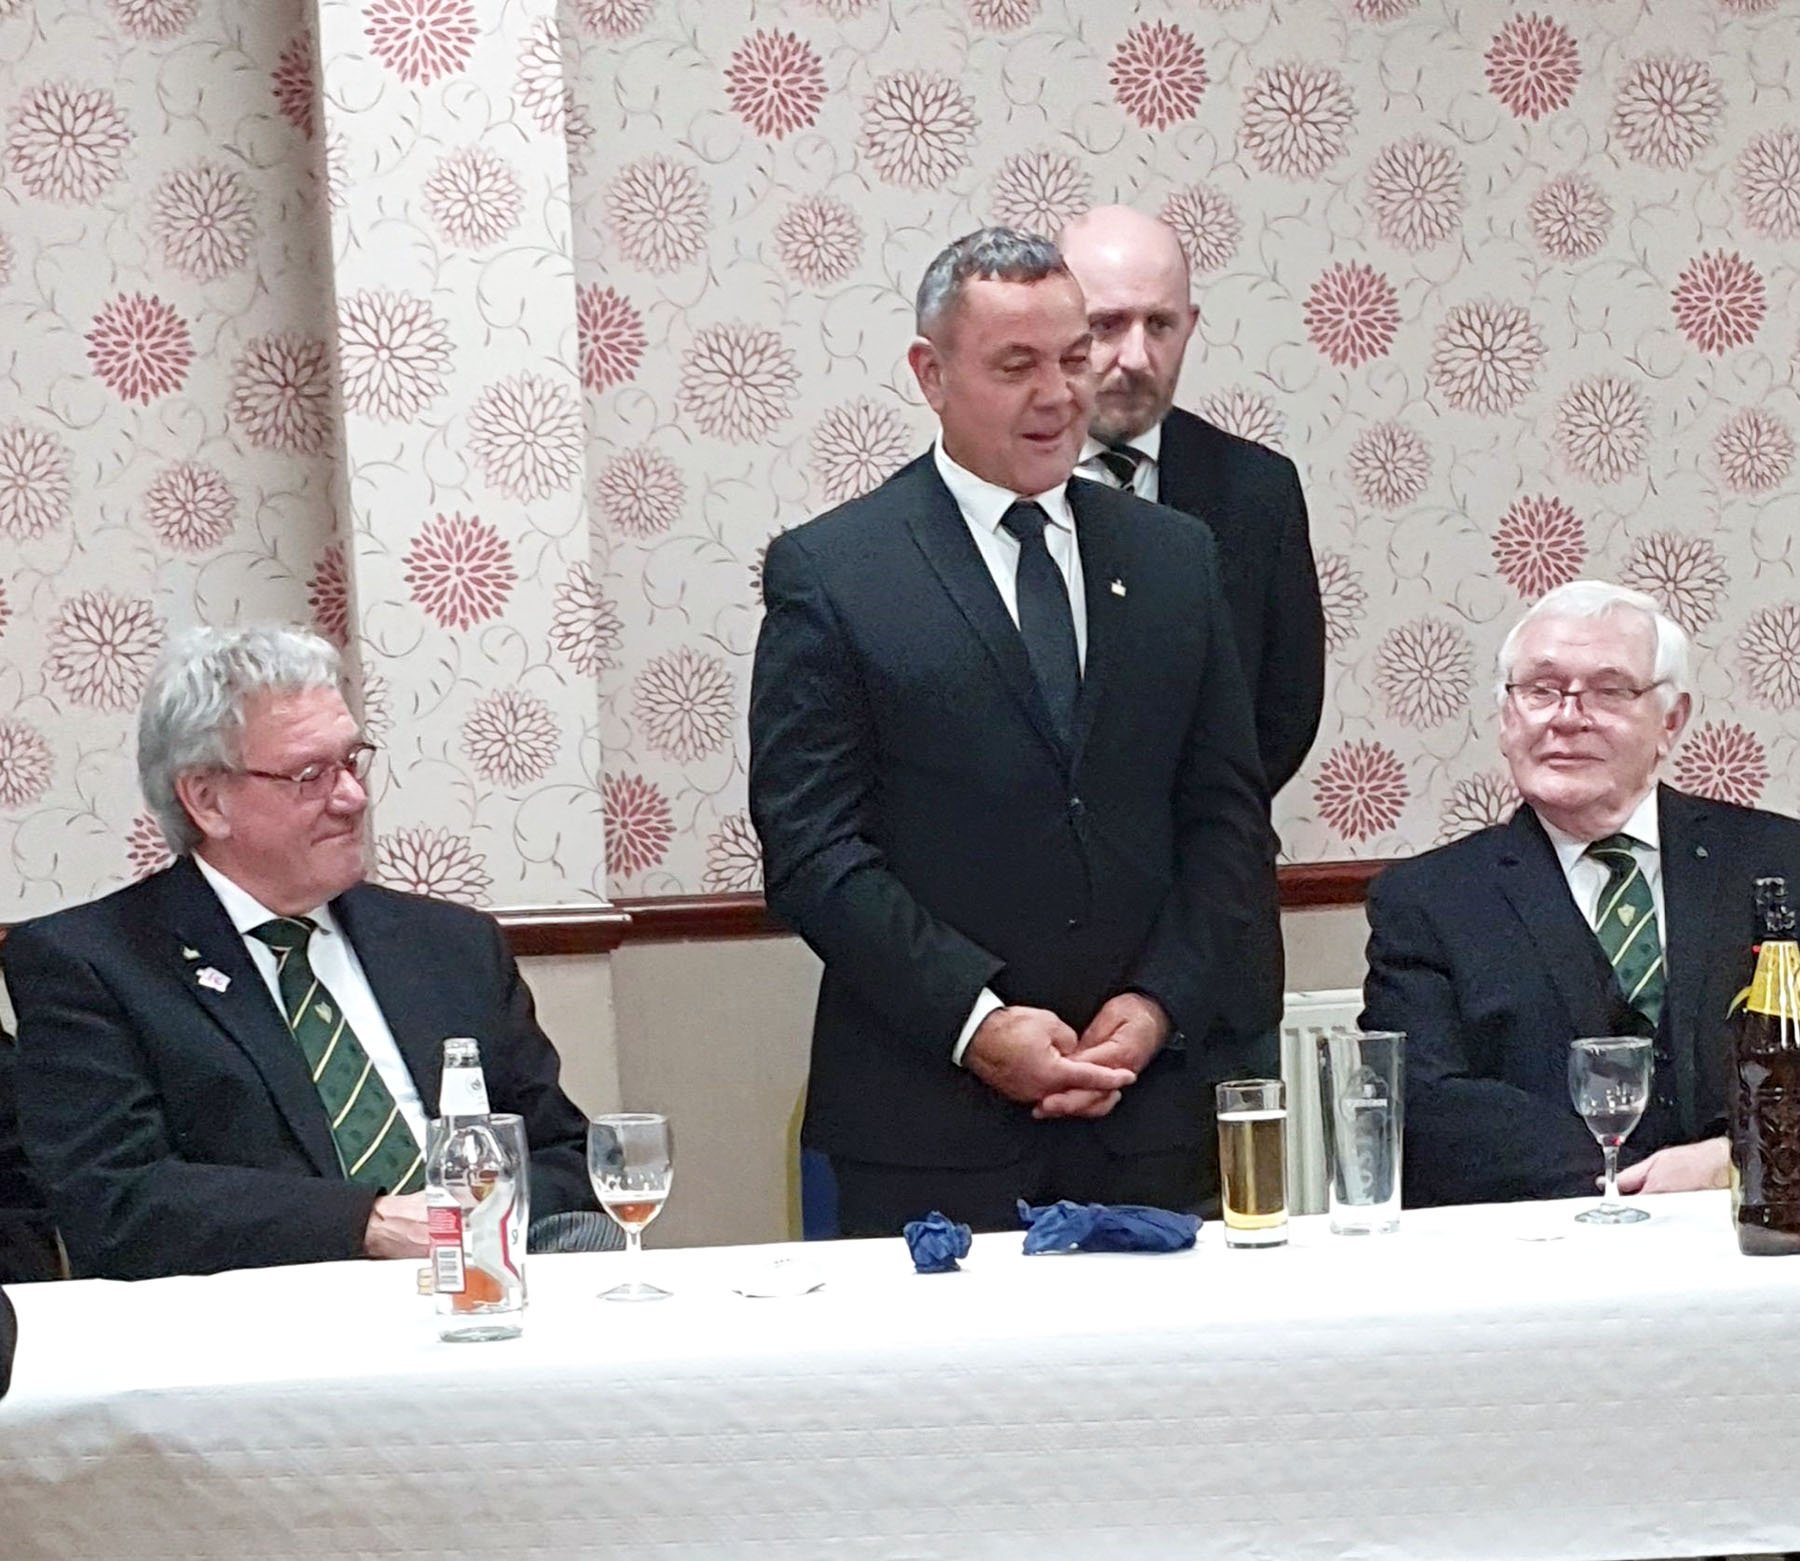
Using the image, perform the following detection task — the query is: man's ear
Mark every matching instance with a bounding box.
[174,770,232,844]
[907,336,946,415]
[1658,690,1693,759]
[1178,299,1200,352]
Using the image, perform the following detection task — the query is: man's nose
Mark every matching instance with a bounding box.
[329,763,368,811]
[1038,360,1077,405]
[1547,692,1593,730]
[1115,323,1150,373]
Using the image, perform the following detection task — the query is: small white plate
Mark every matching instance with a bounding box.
[732,1256,826,1299]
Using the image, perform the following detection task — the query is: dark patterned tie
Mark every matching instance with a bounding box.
[248,916,425,1193]
[1584,835,1665,1027]
[1093,441,1145,490]
[999,500,1080,744]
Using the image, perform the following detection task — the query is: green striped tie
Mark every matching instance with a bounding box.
[1585,834,1665,1027]
[248,916,424,1194]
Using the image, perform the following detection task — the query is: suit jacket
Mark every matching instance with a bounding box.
[1362,788,1800,1206]
[1155,408,1323,1070]
[3,857,595,1280]
[1156,406,1324,799]
[749,454,1278,1170]
[0,1023,59,1285]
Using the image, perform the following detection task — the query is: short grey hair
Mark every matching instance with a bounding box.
[1494,579,1691,712]
[139,625,345,854]
[914,227,1070,339]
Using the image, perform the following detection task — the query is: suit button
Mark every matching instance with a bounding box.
[1656,1093,1674,1110]
[1066,918,1082,932]
[1068,796,1085,818]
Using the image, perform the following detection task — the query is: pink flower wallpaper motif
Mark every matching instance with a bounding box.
[1,0,1797,919]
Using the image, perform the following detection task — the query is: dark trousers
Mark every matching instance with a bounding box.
[831,1118,1215,1238]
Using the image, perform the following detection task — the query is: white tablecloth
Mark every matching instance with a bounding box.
[2,1191,1797,1560]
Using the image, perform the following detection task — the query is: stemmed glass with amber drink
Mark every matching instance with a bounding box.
[588,1113,674,1300]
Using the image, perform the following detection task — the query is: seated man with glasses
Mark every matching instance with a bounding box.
[1362,580,1800,1206]
[2,626,600,1279]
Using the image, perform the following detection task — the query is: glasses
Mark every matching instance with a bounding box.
[1505,681,1665,717]
[233,741,377,800]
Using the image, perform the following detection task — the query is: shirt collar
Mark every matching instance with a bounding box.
[933,438,1076,537]
[1078,420,1162,470]
[1541,787,1662,875]
[192,852,338,938]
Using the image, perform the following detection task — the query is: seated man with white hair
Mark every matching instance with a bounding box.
[1363,580,1800,1206]
[3,626,604,1280]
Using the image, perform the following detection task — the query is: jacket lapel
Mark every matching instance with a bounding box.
[158,857,341,1177]
[331,886,445,1117]
[1658,785,1730,1137]
[1068,479,1122,770]
[903,458,1069,767]
[1494,807,1619,1041]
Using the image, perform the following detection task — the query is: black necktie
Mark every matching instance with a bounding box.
[999,500,1080,744]
[1094,441,1144,490]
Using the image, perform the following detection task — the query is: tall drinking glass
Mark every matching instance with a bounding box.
[1316,1029,1404,1235]
[1568,1037,1653,1225]
[588,1113,674,1300]
[1216,1079,1287,1248]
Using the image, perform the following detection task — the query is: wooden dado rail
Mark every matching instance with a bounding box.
[0,862,1382,961]
[495,859,1385,958]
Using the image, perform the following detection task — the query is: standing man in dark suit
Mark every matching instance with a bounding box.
[1059,206,1324,798]
[1060,205,1324,1124]
[4,626,599,1280]
[1363,581,1800,1206]
[750,227,1276,1236]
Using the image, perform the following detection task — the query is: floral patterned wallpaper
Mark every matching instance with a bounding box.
[567,0,1800,890]
[1,0,1797,921]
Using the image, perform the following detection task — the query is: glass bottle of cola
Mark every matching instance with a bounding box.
[426,1037,528,1339]
[1730,877,1800,1256]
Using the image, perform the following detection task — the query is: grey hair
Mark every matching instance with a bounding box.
[1494,579,1691,713]
[914,227,1070,339]
[138,625,344,854]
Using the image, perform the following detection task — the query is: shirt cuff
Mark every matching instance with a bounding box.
[952,987,1005,1067]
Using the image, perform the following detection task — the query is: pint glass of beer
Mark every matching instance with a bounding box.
[1216,1079,1288,1248]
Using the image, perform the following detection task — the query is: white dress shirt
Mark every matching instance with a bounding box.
[193,855,432,1155]
[1075,421,1163,503]
[934,440,1088,666]
[1541,788,1668,950]
[931,441,1087,1064]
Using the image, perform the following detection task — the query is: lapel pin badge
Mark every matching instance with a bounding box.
[1110,578,1126,597]
[1695,845,1708,859]
[181,946,200,961]
[196,967,231,993]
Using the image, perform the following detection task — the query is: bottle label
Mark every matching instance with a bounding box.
[1744,939,1800,1019]
[428,1204,466,1294]
[439,1065,491,1117]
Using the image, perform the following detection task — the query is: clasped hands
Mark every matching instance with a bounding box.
[965,993,1169,1121]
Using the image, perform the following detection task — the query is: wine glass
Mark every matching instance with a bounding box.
[588,1114,673,1301]
[1567,1037,1653,1225]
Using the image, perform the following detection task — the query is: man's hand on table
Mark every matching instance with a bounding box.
[1034,993,1170,1121]
[1615,1136,1730,1196]
[364,1192,431,1259]
[966,1005,1136,1117]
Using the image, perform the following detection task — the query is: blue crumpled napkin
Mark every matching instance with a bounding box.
[1016,1198,1200,1254]
[904,1210,973,1273]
